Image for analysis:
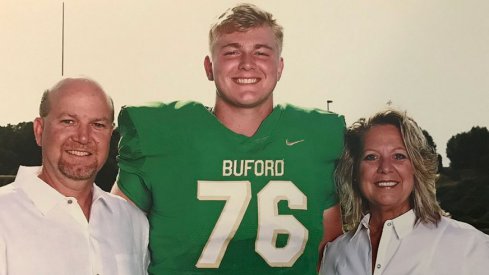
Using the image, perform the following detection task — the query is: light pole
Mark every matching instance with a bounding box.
[327,100,333,112]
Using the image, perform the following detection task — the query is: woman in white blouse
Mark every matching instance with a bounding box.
[320,109,489,275]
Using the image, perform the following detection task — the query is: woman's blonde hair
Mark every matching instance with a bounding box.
[337,109,445,231]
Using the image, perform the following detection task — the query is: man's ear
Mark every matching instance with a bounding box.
[33,117,44,146]
[277,57,284,81]
[204,56,214,81]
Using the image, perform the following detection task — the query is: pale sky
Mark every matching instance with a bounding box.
[1,0,488,165]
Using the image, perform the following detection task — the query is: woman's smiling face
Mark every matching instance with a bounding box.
[359,124,415,214]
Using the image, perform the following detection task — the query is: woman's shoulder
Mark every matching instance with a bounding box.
[420,216,489,257]
[324,228,363,256]
[438,216,481,232]
[434,217,489,270]
[320,228,369,274]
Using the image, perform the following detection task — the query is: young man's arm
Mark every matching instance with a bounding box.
[318,204,343,270]
[111,183,136,206]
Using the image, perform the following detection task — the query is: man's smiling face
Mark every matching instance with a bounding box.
[205,25,284,109]
[34,80,113,183]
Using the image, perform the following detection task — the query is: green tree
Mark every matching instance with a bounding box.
[422,129,443,171]
[0,122,41,175]
[12,122,42,167]
[0,122,120,191]
[446,126,489,173]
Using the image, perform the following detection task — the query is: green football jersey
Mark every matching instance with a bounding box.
[117,101,345,274]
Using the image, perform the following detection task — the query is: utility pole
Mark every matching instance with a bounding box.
[327,100,333,112]
[61,2,65,76]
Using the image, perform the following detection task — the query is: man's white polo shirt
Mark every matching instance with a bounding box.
[0,166,149,275]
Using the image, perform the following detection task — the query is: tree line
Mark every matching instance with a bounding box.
[0,121,488,189]
[0,122,119,191]
[1,121,488,232]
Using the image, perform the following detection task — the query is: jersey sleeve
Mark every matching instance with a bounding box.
[322,113,346,210]
[117,106,153,212]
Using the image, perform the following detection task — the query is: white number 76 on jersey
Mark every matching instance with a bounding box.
[196,180,308,268]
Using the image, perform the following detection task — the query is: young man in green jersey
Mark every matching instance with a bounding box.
[112,3,344,274]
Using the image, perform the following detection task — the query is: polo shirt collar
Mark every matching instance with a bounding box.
[16,166,67,215]
[391,209,416,239]
[352,209,416,240]
[15,166,111,215]
[92,183,112,212]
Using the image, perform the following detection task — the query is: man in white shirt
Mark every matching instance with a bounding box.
[0,78,149,275]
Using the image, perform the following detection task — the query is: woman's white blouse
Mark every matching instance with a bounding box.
[320,210,489,275]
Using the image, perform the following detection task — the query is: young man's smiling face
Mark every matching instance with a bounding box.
[205,25,284,109]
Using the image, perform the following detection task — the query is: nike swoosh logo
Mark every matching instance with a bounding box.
[286,139,305,146]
